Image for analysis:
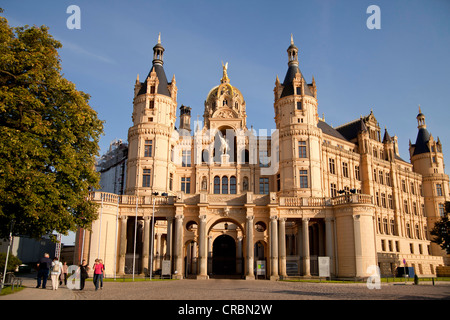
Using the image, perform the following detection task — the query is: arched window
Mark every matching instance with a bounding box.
[214,176,220,194]
[230,176,236,194]
[222,176,228,194]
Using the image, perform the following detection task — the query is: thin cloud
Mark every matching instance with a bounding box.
[58,37,117,65]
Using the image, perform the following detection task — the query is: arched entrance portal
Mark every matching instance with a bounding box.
[212,235,236,275]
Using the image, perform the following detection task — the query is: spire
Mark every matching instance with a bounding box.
[383,127,392,143]
[416,105,426,129]
[413,106,431,155]
[152,33,164,66]
[287,34,299,66]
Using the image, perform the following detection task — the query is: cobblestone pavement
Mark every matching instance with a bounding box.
[1,275,449,301]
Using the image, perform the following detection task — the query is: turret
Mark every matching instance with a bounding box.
[125,34,178,196]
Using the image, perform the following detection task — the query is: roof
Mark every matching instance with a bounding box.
[137,63,171,97]
[335,117,367,141]
[412,127,431,155]
[280,64,313,98]
[318,120,349,142]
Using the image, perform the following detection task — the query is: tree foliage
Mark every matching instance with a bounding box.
[430,213,450,255]
[0,15,103,239]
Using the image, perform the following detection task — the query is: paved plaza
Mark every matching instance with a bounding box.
[1,275,449,301]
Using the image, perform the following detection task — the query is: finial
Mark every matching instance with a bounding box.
[221,61,229,82]
[291,33,294,45]
[158,32,161,44]
[418,104,421,114]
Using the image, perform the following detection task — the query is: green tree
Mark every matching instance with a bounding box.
[430,212,450,254]
[0,252,21,272]
[0,13,103,239]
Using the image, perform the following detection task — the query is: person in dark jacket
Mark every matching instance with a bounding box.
[78,259,89,290]
[36,253,52,289]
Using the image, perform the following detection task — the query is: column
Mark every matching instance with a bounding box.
[278,217,287,278]
[353,214,363,278]
[302,218,311,276]
[270,216,279,280]
[141,216,150,275]
[118,216,128,275]
[197,214,208,279]
[173,213,184,279]
[246,215,255,280]
[325,217,335,275]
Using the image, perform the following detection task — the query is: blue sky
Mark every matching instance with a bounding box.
[3,0,450,244]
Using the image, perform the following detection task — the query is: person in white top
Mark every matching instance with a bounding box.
[50,257,63,290]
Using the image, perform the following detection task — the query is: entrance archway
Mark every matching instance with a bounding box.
[212,235,236,275]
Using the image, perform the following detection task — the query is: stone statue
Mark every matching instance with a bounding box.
[219,135,229,155]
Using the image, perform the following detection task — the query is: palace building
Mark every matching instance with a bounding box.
[75,35,449,280]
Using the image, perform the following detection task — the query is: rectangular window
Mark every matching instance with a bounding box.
[390,220,395,235]
[149,100,155,109]
[142,169,151,188]
[404,200,409,214]
[342,162,349,178]
[381,193,386,208]
[385,172,391,186]
[150,85,156,94]
[169,173,173,191]
[277,174,280,192]
[355,166,360,181]
[299,170,308,188]
[181,177,191,194]
[298,141,307,158]
[259,177,269,195]
[436,184,443,196]
[388,194,393,209]
[402,180,406,192]
[379,171,384,184]
[373,169,377,182]
[144,140,153,157]
[296,101,302,110]
[329,158,336,174]
[182,150,191,167]
[411,182,415,195]
[439,203,445,217]
[330,183,337,197]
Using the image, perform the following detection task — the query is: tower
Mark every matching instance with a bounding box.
[409,107,449,261]
[179,105,192,133]
[125,34,178,195]
[274,35,321,196]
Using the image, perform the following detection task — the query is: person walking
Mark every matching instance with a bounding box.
[78,259,89,290]
[50,257,63,290]
[93,259,104,291]
[61,261,68,286]
[98,259,105,290]
[36,253,52,289]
